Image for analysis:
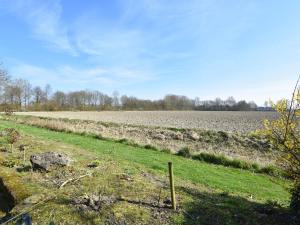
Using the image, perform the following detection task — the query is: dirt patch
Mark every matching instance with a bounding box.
[72,194,175,224]
[73,194,117,211]
[16,111,278,134]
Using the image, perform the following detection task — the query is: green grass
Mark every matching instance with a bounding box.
[0,119,291,205]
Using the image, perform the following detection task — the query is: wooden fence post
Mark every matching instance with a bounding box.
[168,162,176,210]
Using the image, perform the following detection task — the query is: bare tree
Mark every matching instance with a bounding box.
[112,91,120,108]
[0,62,260,111]
[0,64,10,104]
[44,84,52,102]
[23,80,32,109]
[33,86,44,105]
[53,91,66,109]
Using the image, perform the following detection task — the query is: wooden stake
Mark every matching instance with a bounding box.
[168,162,176,210]
[157,187,162,206]
[23,150,26,163]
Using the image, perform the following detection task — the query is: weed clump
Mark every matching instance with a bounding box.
[176,147,191,158]
[190,152,284,177]
[144,144,158,151]
[258,165,282,177]
[87,160,101,168]
[0,156,20,168]
[228,159,252,170]
[4,108,14,116]
[217,131,229,141]
[117,138,129,144]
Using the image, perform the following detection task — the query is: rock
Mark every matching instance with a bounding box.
[186,131,200,141]
[30,152,71,172]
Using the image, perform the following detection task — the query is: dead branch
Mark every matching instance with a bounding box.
[59,172,92,189]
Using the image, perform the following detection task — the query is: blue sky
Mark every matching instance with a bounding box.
[0,0,299,105]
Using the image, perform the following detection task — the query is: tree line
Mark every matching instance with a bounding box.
[0,65,259,111]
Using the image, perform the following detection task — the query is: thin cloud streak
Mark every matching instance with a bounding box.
[11,62,155,91]
[1,0,76,55]
[0,0,298,103]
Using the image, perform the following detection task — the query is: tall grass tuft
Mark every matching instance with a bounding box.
[174,147,286,178]
[176,147,191,158]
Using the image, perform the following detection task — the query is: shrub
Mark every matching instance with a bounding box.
[192,152,227,165]
[144,144,157,150]
[176,147,191,158]
[217,131,229,141]
[231,159,253,170]
[4,108,14,116]
[0,128,20,153]
[251,163,260,170]
[117,138,129,144]
[262,82,300,211]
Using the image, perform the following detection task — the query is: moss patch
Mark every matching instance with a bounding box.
[0,169,30,213]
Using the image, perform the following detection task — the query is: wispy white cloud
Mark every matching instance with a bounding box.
[2,0,296,103]
[1,0,76,55]
[73,16,142,60]
[11,63,59,84]
[0,0,162,81]
[1,0,257,67]
[11,62,154,90]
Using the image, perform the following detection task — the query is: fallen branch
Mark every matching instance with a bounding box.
[59,173,92,189]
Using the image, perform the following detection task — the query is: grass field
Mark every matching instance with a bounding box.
[16,111,278,134]
[0,118,296,224]
[0,120,289,202]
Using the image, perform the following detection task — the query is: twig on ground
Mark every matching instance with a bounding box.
[59,172,92,189]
